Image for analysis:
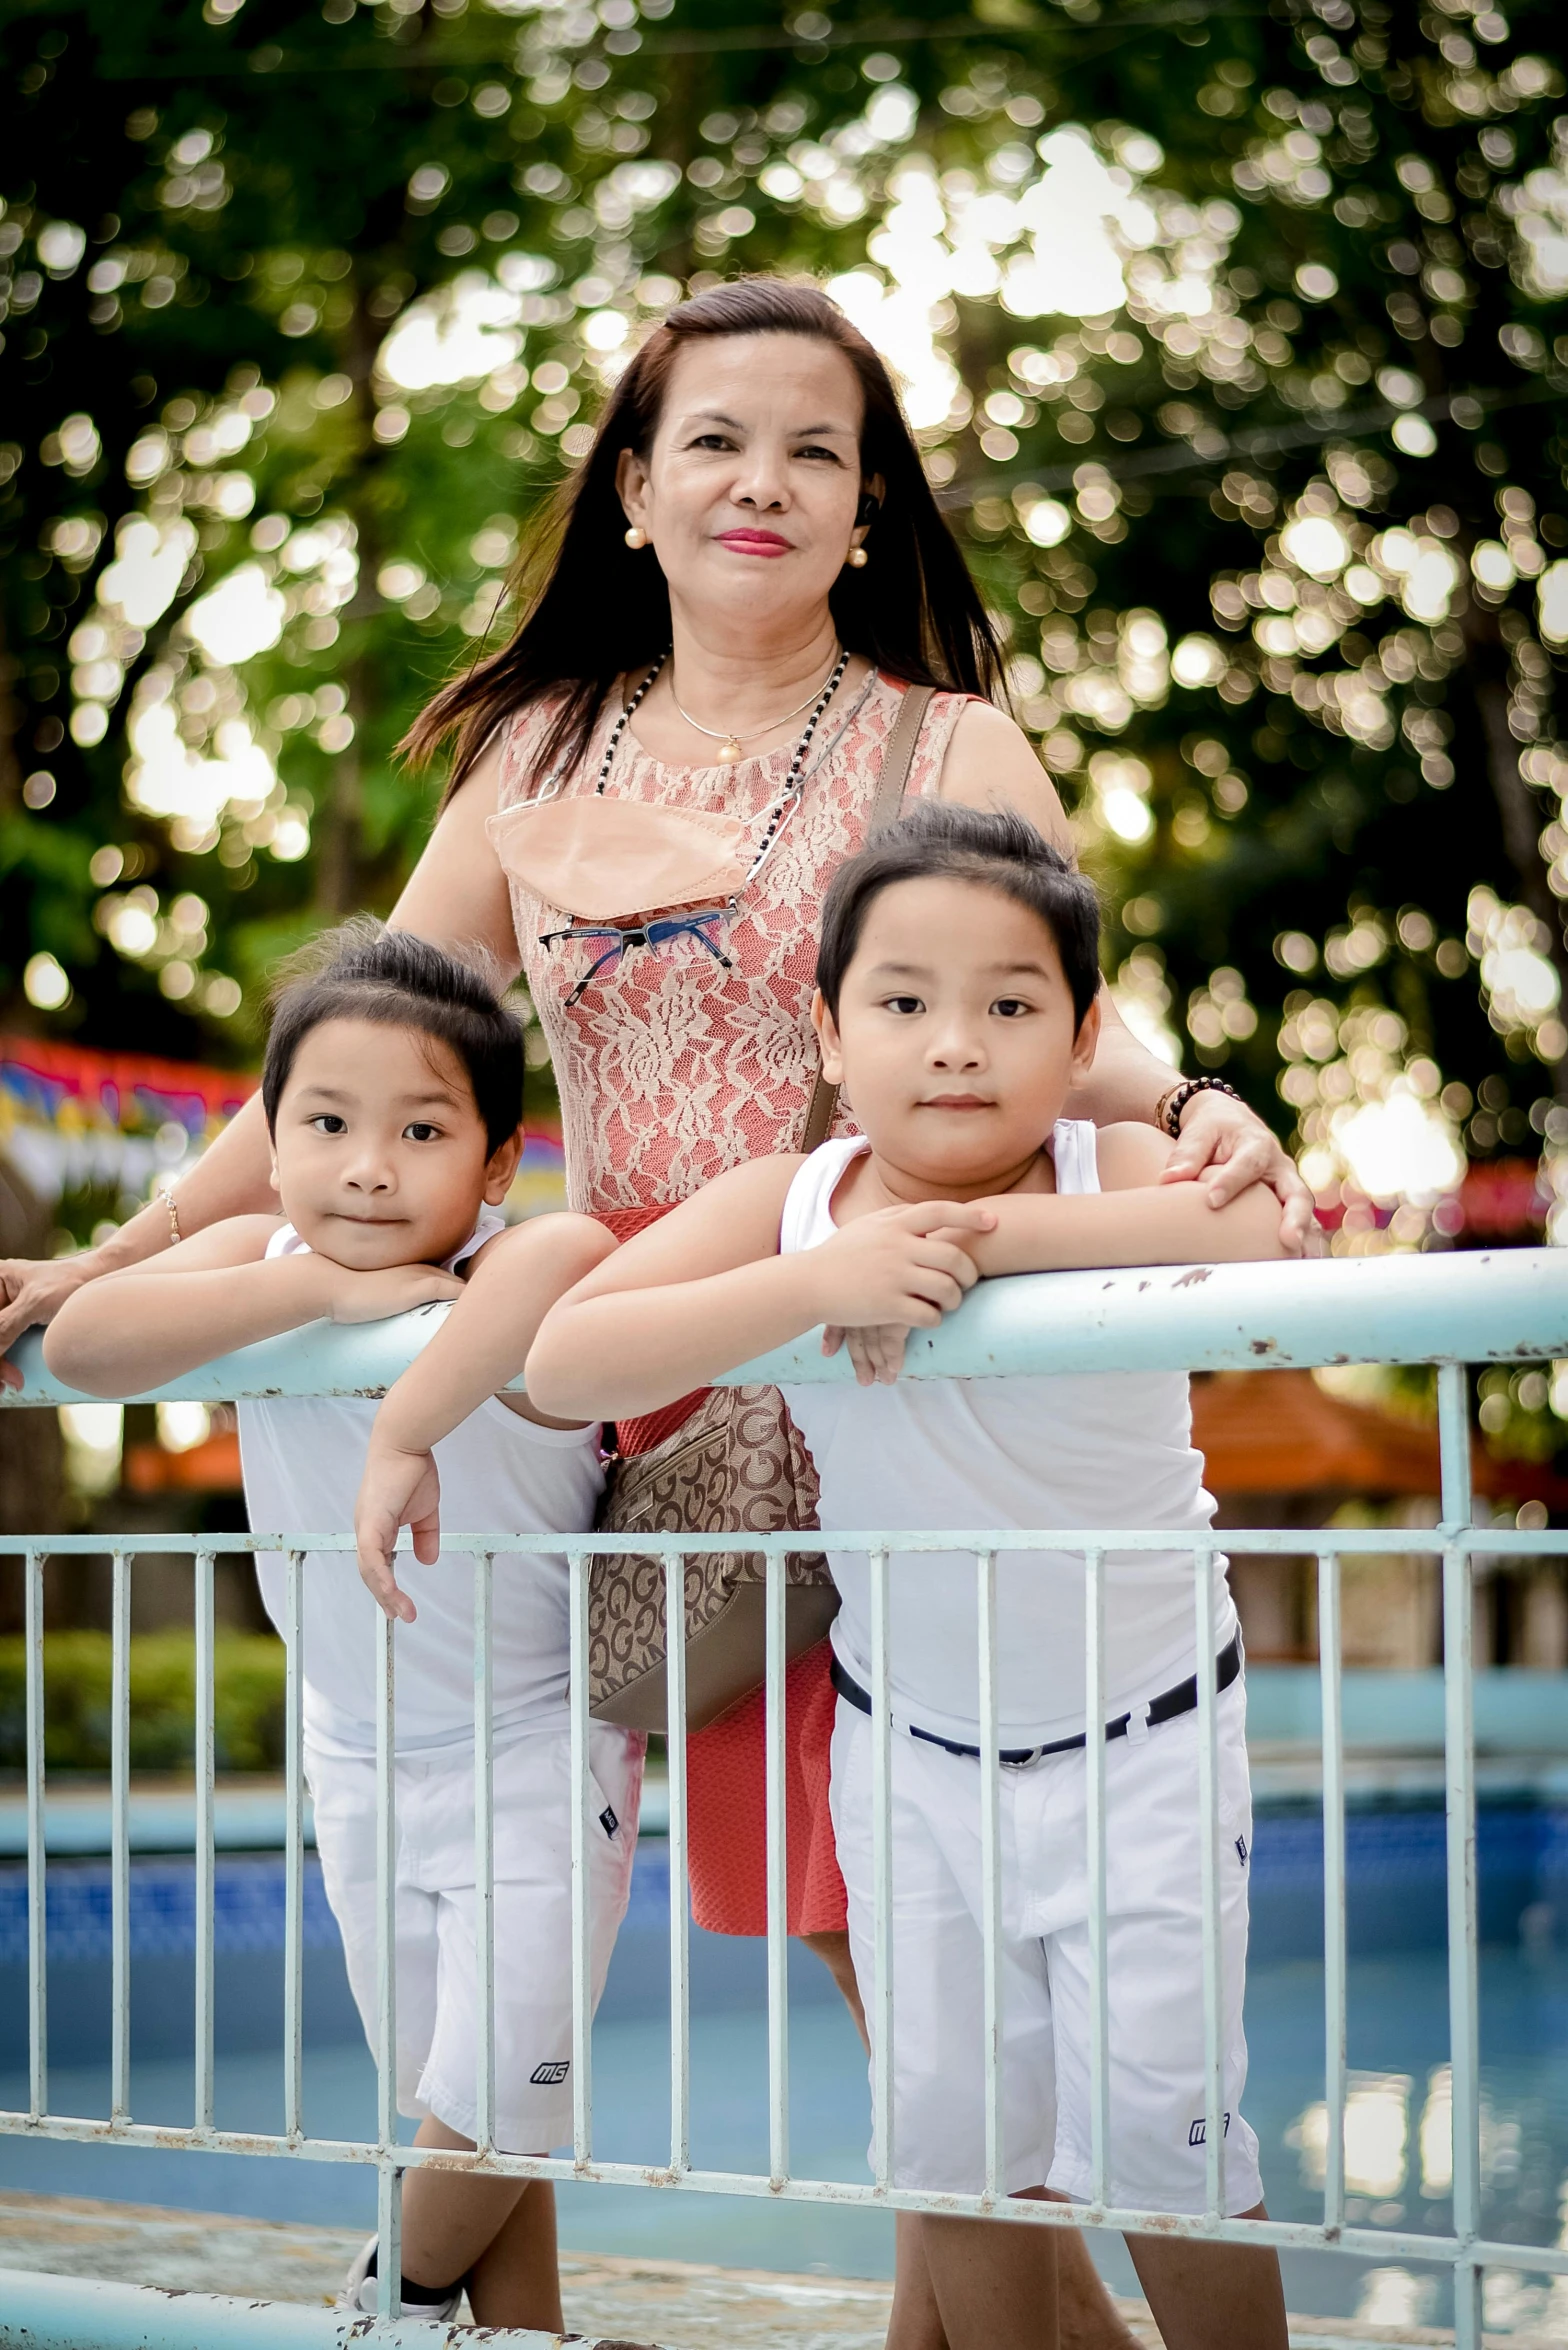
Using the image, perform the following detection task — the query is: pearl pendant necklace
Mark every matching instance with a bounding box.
[670,649,843,763]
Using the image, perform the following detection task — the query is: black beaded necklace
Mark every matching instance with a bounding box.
[594,645,852,899]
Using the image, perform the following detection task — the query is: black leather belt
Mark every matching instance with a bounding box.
[830,1633,1243,1767]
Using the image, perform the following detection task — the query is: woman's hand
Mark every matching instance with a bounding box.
[805,1200,996,1335]
[1161,1092,1316,1255]
[323,1264,464,1326]
[0,1254,96,1389]
[355,1434,442,1623]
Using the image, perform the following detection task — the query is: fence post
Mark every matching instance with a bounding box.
[25,1546,47,2127]
[282,1551,305,2145]
[1438,1362,1482,2350]
[374,1603,401,2319]
[664,1550,690,2181]
[1317,1550,1346,2241]
[110,1549,131,2128]
[474,1551,496,2159]
[193,1551,215,2137]
[765,1548,790,2193]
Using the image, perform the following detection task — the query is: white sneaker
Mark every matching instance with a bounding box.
[337,2235,463,2321]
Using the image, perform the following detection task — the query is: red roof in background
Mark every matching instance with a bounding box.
[1193,1370,1568,1508]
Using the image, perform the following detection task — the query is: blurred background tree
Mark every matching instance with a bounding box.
[3,0,1566,1292]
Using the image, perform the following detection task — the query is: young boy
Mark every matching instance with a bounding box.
[45,926,638,2332]
[523,804,1291,2350]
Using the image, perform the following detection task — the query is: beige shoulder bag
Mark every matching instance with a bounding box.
[586,684,937,1731]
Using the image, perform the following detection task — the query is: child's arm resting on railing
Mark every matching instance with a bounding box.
[524,1157,996,1423]
[41,1219,464,1397]
[958,1122,1293,1279]
[355,1214,615,1623]
[529,1129,1293,1421]
[825,1127,1290,1381]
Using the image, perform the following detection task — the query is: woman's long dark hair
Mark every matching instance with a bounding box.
[403,277,1007,797]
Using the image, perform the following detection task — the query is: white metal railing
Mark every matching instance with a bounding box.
[3,1248,1568,2350]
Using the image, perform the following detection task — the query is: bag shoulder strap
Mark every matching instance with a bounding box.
[800,682,937,1153]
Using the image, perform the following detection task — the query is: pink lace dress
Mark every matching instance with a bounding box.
[496,669,969,1937]
[497,670,968,1210]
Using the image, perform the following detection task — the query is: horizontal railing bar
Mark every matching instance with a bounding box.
[0,2111,1557,2269]
[0,2267,582,2349]
[0,1525,1561,1557]
[6,1248,1566,1406]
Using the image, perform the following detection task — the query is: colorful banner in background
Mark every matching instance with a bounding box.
[0,1035,566,1218]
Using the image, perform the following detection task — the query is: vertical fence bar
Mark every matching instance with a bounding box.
[1317,1550,1347,2241]
[25,1546,47,2125]
[569,1550,594,2168]
[376,2161,402,2328]
[1438,1362,1482,2350]
[664,1551,690,2180]
[282,1551,305,2143]
[474,1552,496,2158]
[975,1552,1003,2204]
[869,1547,894,2194]
[193,1550,215,2135]
[765,1548,789,2191]
[110,1549,131,2125]
[1083,1549,1110,2209]
[1194,1547,1224,2220]
[374,1603,400,2319]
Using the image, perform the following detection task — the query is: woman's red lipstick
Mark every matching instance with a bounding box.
[717,529,792,556]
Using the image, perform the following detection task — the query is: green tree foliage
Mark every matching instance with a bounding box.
[3,0,1566,1255]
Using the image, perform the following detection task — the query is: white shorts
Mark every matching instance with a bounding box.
[307,1721,642,2154]
[829,1675,1262,2216]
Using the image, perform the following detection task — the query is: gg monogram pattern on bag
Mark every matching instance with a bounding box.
[588,1385,831,1713]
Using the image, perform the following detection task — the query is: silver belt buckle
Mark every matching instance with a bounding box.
[1002,1745,1047,1771]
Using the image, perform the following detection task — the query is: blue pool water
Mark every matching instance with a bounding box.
[2,1808,1567,2337]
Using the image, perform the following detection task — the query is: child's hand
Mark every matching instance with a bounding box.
[325,1263,464,1326]
[807,1200,995,1335]
[355,1435,442,1623]
[821,1322,912,1386]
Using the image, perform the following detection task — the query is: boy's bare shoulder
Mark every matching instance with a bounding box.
[1092,1122,1177,1191]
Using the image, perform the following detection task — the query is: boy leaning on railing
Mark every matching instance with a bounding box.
[43,925,639,2333]
[523,803,1293,2350]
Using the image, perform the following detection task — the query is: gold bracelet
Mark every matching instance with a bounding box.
[157,1186,183,1247]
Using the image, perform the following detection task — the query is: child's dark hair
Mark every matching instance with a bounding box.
[817,802,1101,1030]
[262,924,524,1155]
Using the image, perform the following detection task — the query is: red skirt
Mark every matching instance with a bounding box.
[685,1637,848,1938]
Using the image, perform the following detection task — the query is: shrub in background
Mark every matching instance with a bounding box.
[0,1632,286,1774]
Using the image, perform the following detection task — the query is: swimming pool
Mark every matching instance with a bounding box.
[2,1804,1565,2338]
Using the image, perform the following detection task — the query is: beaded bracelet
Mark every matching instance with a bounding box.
[156,1186,183,1246]
[1156,1075,1243,1140]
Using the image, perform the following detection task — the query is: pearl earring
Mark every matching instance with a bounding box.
[845,544,868,569]
[624,525,648,549]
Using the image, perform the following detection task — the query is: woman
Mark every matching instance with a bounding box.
[0,278,1308,2345]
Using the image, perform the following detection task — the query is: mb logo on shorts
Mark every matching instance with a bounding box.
[1187,2112,1231,2147]
[531,2060,571,2087]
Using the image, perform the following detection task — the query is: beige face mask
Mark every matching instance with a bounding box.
[487,649,862,924]
[485,794,752,922]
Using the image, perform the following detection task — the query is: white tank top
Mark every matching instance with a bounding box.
[238,1212,604,1758]
[778,1126,1231,1746]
